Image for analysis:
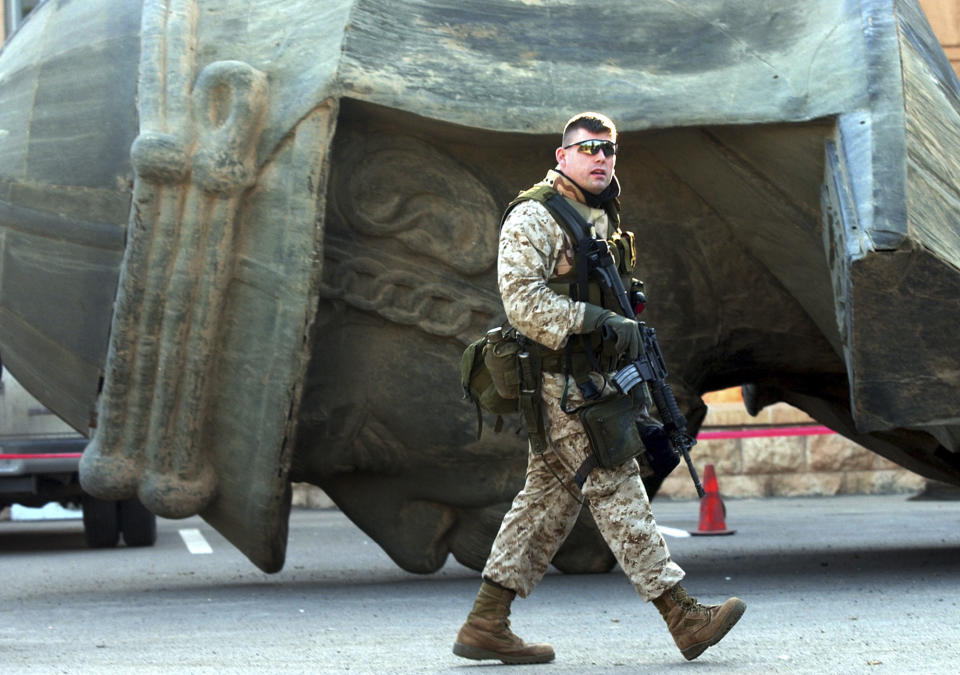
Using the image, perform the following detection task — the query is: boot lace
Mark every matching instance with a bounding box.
[672,586,706,615]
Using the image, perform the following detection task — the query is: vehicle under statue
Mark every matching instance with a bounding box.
[1,0,958,574]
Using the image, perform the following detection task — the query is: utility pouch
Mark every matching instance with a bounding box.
[461,334,518,439]
[579,394,645,470]
[482,327,521,400]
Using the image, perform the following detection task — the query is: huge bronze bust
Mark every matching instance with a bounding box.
[1,0,958,573]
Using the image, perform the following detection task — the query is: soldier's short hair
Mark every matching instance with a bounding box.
[562,112,618,145]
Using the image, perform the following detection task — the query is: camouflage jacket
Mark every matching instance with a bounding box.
[497,170,615,352]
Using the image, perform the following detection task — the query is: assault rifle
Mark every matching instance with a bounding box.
[584,237,706,498]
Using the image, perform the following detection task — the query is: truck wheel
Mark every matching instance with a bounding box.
[81,494,119,548]
[119,498,157,547]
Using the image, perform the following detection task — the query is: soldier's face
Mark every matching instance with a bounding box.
[556,129,617,194]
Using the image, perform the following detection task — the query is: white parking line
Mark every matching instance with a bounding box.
[179,528,213,554]
[658,525,691,538]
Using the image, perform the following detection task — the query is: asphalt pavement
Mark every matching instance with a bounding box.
[1,493,958,674]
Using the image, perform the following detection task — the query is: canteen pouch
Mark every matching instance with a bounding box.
[482,328,521,400]
[579,394,645,470]
[461,335,518,439]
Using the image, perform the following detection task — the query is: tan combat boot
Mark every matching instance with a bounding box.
[653,584,746,661]
[453,580,555,664]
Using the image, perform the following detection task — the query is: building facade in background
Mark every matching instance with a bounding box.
[922,0,960,73]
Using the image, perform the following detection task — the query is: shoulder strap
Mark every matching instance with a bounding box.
[501,185,588,243]
[544,193,590,242]
[500,185,552,229]
[544,193,592,314]
[542,197,610,404]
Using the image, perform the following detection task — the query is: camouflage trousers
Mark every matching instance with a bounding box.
[482,373,685,601]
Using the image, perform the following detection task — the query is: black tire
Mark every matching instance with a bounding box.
[81,493,120,548]
[119,498,157,547]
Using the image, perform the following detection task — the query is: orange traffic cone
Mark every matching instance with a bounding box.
[690,464,735,536]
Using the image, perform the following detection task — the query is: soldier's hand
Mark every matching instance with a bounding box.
[582,304,642,360]
[599,314,642,360]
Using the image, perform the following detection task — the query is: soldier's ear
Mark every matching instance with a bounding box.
[555,146,566,167]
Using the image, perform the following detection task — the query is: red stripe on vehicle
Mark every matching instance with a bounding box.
[0,453,84,460]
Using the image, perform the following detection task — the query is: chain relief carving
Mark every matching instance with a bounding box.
[323,133,504,341]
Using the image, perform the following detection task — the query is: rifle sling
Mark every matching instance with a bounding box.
[544,194,609,405]
[574,455,598,490]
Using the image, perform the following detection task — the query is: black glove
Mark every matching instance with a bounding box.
[581,304,642,360]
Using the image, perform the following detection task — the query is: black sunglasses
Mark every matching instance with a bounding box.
[563,139,618,157]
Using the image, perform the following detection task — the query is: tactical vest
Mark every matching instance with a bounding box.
[501,184,641,387]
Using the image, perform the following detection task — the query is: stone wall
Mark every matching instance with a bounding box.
[657,396,926,500]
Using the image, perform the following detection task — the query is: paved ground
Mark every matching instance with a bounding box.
[0,493,958,673]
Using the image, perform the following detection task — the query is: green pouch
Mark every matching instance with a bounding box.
[483,329,520,400]
[460,334,518,439]
[579,394,645,469]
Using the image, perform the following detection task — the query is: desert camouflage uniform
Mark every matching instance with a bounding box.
[482,170,685,602]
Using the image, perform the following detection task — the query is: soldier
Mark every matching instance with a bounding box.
[453,113,745,664]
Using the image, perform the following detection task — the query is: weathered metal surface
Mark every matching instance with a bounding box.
[0,0,958,573]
